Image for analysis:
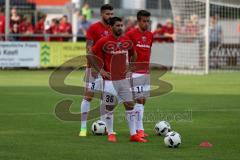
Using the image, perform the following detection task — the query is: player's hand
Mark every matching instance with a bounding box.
[125,65,135,78]
[129,64,136,72]
[100,69,111,79]
[125,64,136,73]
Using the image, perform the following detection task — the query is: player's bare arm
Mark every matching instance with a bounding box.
[129,51,137,72]
[87,47,110,79]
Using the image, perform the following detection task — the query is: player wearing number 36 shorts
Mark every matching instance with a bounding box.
[90,17,148,142]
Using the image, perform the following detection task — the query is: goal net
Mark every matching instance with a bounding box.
[169,0,240,74]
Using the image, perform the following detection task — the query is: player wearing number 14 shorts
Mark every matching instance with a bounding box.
[126,10,153,138]
[90,17,147,142]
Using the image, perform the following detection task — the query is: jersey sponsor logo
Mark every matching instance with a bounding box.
[136,44,151,48]
[110,50,128,55]
[103,41,116,52]
[136,35,152,48]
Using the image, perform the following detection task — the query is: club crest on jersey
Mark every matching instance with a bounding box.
[142,36,147,43]
[101,31,109,37]
[116,42,122,48]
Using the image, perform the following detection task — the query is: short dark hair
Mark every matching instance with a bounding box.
[137,10,151,21]
[157,23,162,28]
[100,4,113,13]
[109,17,122,26]
[0,7,3,13]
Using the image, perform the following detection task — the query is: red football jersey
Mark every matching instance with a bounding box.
[46,24,61,41]
[86,21,111,68]
[19,22,34,33]
[35,19,45,33]
[35,19,45,41]
[153,29,165,42]
[86,21,111,45]
[162,26,174,42]
[92,34,134,80]
[59,22,72,34]
[0,15,5,34]
[58,22,72,41]
[19,22,34,41]
[126,28,153,74]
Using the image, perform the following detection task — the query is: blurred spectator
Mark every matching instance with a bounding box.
[209,15,222,44]
[10,7,20,30]
[153,23,164,43]
[184,18,199,42]
[190,14,200,36]
[77,15,91,38]
[0,7,5,41]
[10,23,19,41]
[46,18,61,41]
[35,14,46,41]
[19,15,34,41]
[162,19,174,42]
[125,17,137,33]
[209,15,222,69]
[174,15,184,35]
[190,14,199,26]
[59,15,72,41]
[80,3,93,21]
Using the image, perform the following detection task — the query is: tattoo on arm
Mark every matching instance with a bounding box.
[86,40,94,54]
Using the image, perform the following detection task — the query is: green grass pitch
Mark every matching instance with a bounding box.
[0,70,240,160]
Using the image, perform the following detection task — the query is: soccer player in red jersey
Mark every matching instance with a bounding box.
[90,17,147,143]
[126,10,153,138]
[79,4,114,137]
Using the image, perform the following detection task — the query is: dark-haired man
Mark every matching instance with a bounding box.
[90,17,147,143]
[79,4,114,137]
[126,10,153,138]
